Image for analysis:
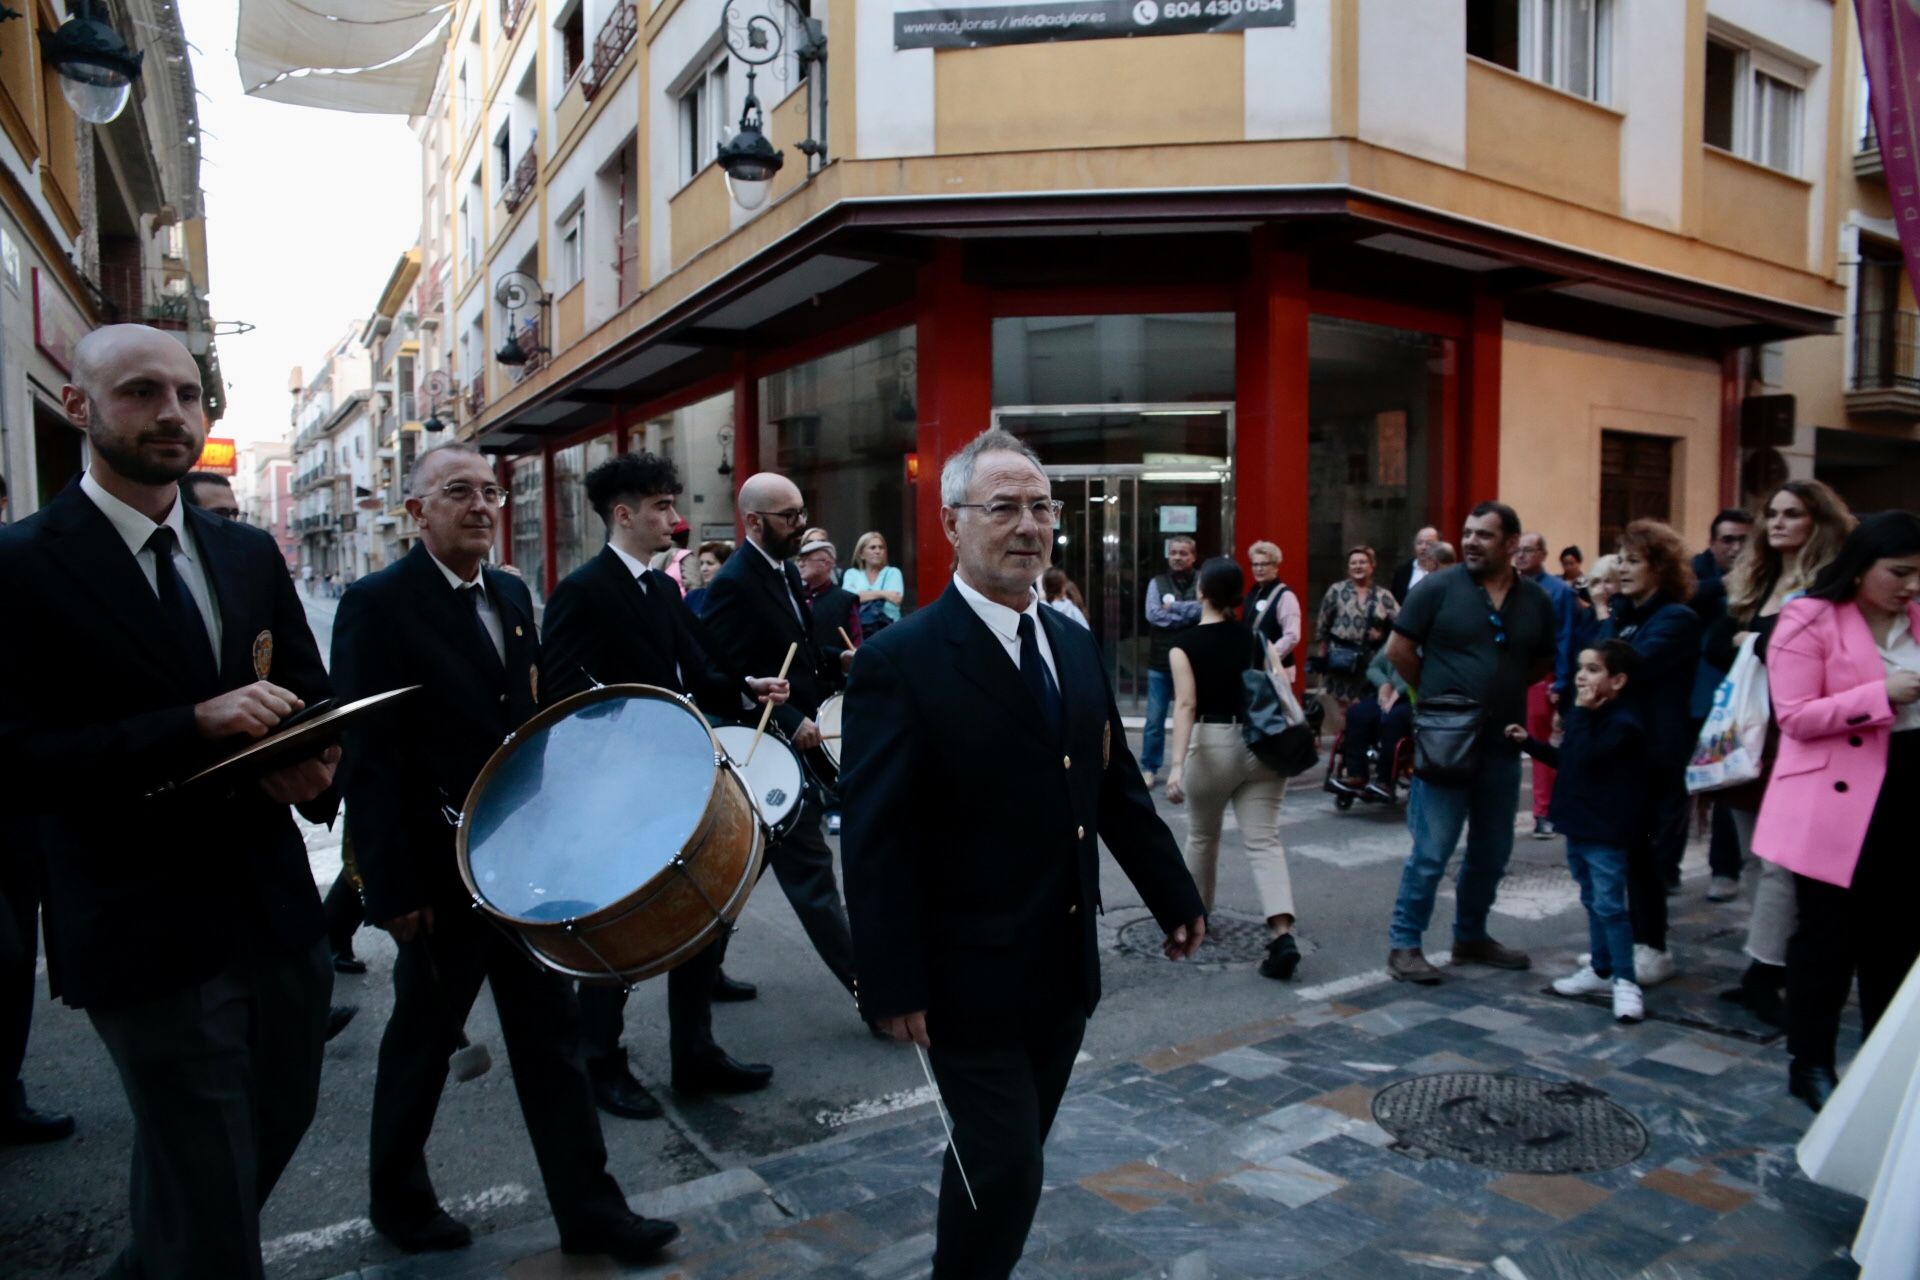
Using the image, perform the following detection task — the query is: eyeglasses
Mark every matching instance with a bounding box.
[207,506,242,520]
[436,481,510,508]
[752,508,808,525]
[950,499,1066,527]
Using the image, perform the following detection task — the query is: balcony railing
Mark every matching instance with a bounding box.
[1853,309,1920,393]
[583,4,637,103]
[504,147,538,213]
[511,315,549,380]
[616,218,640,308]
[467,373,488,419]
[501,0,530,38]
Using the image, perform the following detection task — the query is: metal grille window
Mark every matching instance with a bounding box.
[1466,0,1611,104]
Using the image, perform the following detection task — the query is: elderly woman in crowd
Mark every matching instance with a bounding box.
[1712,480,1856,1025]
[1316,545,1397,706]
[1750,511,1920,1112]
[1245,540,1302,670]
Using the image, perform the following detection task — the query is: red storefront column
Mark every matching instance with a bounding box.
[1235,236,1311,655]
[913,241,992,606]
[1453,287,1504,528]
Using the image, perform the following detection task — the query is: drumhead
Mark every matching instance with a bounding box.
[463,687,718,922]
[816,693,844,770]
[713,724,803,826]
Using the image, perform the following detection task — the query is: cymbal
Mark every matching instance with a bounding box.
[167,685,421,793]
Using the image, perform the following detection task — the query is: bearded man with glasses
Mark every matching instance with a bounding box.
[841,428,1204,1280]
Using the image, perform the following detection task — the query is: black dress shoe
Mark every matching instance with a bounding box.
[588,1058,663,1120]
[1788,1060,1838,1113]
[325,1005,358,1042]
[672,1049,773,1095]
[370,1205,473,1253]
[1259,934,1301,981]
[562,1212,679,1264]
[1,1103,75,1144]
[333,952,368,975]
[711,969,758,1002]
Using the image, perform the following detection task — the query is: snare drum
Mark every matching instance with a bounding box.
[712,723,804,839]
[456,684,763,986]
[815,692,845,774]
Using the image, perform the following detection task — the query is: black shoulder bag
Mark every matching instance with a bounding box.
[1241,633,1319,777]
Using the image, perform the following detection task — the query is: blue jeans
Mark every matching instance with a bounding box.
[1141,668,1173,774]
[1566,840,1635,983]
[1388,751,1522,949]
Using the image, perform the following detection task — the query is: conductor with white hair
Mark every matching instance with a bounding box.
[841,428,1206,1279]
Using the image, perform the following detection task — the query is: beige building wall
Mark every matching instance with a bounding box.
[1499,323,1723,557]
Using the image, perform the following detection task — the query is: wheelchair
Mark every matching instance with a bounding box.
[1323,728,1414,811]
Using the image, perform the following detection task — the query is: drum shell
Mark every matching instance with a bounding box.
[456,684,764,986]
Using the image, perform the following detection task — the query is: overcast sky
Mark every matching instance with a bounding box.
[185,0,425,445]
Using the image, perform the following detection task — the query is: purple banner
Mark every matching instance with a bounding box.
[1859,0,1920,292]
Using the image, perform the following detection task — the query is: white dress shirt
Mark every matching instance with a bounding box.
[1408,562,1429,593]
[81,470,223,654]
[609,541,686,686]
[1881,611,1920,733]
[952,572,1059,688]
[428,550,505,665]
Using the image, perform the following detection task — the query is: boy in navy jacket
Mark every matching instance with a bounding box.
[1507,640,1648,1023]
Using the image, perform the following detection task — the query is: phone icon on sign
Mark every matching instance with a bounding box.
[1133,0,1158,23]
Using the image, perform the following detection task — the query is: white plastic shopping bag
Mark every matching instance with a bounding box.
[1685,633,1768,793]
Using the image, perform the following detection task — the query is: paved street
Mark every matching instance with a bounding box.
[0,595,1863,1278]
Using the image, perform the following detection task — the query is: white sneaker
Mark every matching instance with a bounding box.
[1634,945,1677,987]
[1552,965,1612,997]
[1613,979,1645,1023]
[1706,876,1739,902]
[1142,770,1156,789]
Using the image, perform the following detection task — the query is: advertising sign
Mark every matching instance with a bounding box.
[1859,0,1920,294]
[198,437,238,477]
[896,0,1293,50]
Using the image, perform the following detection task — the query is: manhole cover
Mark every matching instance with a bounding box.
[1112,910,1288,964]
[1370,1072,1647,1174]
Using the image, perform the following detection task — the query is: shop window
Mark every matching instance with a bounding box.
[1305,317,1446,611]
[993,313,1235,413]
[551,434,618,584]
[1467,0,1611,104]
[631,391,736,537]
[1598,431,1673,554]
[678,51,730,184]
[1704,34,1805,175]
[759,327,918,607]
[510,453,546,603]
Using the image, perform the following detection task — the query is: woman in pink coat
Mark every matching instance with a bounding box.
[1752,512,1920,1112]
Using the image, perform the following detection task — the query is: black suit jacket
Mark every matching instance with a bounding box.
[809,585,860,690]
[840,586,1203,1045]
[1389,558,1417,606]
[701,540,833,732]
[0,483,334,1008]
[542,544,746,717]
[331,544,539,923]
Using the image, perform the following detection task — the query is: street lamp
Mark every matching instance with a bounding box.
[715,0,827,212]
[40,0,143,125]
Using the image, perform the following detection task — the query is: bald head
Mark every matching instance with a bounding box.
[738,471,807,558]
[64,324,208,496]
[410,442,485,497]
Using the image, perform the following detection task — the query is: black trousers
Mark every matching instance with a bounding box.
[745,795,858,999]
[369,909,627,1234]
[1342,699,1411,783]
[89,940,331,1280]
[1787,731,1920,1070]
[323,867,363,958]
[1626,767,1687,952]
[927,1012,1087,1280]
[0,843,40,1102]
[578,929,726,1069]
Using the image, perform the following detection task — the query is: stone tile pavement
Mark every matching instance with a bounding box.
[325,903,1868,1280]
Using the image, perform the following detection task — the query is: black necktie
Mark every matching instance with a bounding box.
[146,527,219,695]
[1018,613,1064,739]
[465,583,504,670]
[782,561,810,628]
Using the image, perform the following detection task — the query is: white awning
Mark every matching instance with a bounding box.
[238,0,449,115]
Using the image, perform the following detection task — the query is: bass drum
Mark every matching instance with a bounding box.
[712,723,805,839]
[456,684,762,986]
[815,692,845,775]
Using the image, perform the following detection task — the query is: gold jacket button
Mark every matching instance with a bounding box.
[1076,825,1085,840]
[1063,754,1072,770]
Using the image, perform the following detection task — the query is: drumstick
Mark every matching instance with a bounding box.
[744,641,798,768]
[916,1043,978,1211]
[838,626,855,651]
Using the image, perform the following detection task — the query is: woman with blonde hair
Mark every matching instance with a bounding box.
[1245,540,1302,669]
[843,531,905,633]
[1712,480,1856,1024]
